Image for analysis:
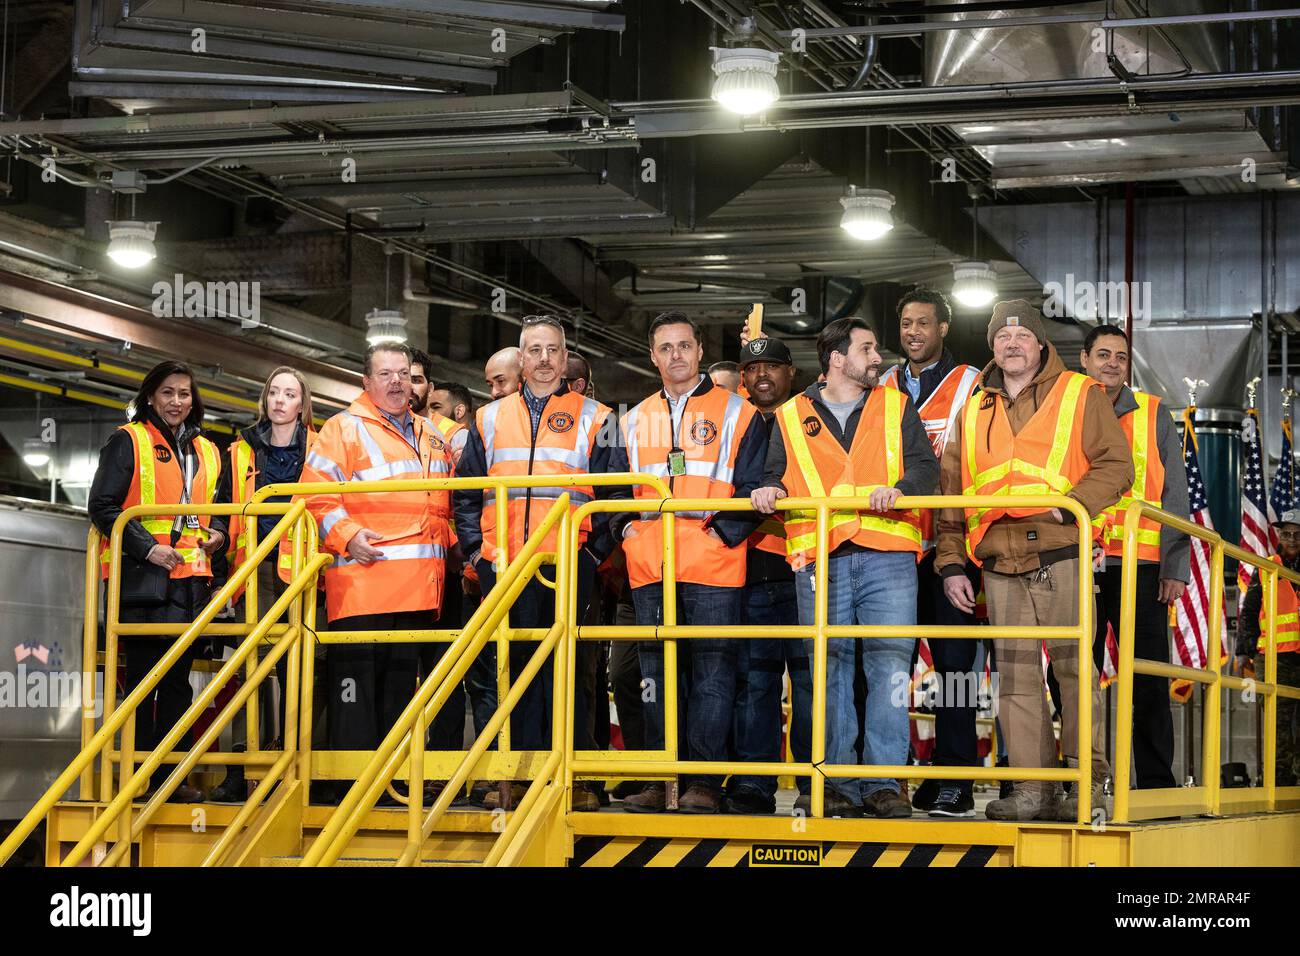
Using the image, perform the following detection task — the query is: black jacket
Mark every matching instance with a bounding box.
[608,375,769,548]
[897,347,967,408]
[453,381,629,565]
[760,381,939,498]
[88,407,231,565]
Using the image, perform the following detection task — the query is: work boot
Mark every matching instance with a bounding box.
[723,787,776,816]
[677,784,722,814]
[207,769,248,804]
[621,783,666,813]
[571,782,601,812]
[793,789,863,818]
[468,780,495,807]
[862,788,913,819]
[482,782,527,811]
[1058,782,1113,823]
[985,784,1061,821]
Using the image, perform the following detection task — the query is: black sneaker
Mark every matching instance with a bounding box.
[723,788,776,815]
[928,785,975,818]
[911,778,940,812]
[207,773,248,804]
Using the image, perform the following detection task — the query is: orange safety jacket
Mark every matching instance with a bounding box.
[300,392,450,622]
[959,371,1102,565]
[428,410,466,455]
[99,420,221,580]
[621,383,757,589]
[476,389,610,566]
[227,427,319,598]
[1260,557,1300,654]
[881,362,980,549]
[1098,391,1166,562]
[777,387,923,571]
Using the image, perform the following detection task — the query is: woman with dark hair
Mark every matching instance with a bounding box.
[209,365,317,803]
[88,360,229,803]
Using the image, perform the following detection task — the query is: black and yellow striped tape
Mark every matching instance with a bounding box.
[570,837,1010,867]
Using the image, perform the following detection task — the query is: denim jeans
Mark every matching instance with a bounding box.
[632,582,741,794]
[731,578,811,799]
[795,548,917,804]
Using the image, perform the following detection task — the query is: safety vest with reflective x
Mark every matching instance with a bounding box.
[777,387,923,572]
[960,371,1100,563]
[1098,391,1166,562]
[1259,555,1300,654]
[99,420,220,580]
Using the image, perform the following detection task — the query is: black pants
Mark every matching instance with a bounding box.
[1095,563,1176,789]
[118,576,211,789]
[418,570,469,751]
[917,553,982,796]
[326,610,425,752]
[609,590,646,750]
[474,552,596,752]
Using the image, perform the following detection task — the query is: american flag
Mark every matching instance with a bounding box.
[1238,408,1276,610]
[1172,407,1229,671]
[1268,416,1295,527]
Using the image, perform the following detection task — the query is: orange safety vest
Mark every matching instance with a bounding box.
[777,387,923,571]
[621,381,756,590]
[959,371,1102,565]
[1098,392,1166,562]
[1260,557,1300,654]
[227,427,320,597]
[427,410,465,455]
[881,362,980,549]
[477,388,609,566]
[99,420,221,581]
[300,392,450,622]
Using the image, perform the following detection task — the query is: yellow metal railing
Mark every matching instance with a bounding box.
[562,494,1099,826]
[1114,502,1300,823]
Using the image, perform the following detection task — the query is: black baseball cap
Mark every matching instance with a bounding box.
[739,336,794,368]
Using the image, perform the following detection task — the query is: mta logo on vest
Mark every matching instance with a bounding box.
[690,420,717,445]
[547,411,575,433]
[153,444,172,463]
[802,417,822,438]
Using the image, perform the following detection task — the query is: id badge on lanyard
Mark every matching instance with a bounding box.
[668,450,687,477]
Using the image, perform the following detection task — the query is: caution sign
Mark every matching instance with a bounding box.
[749,844,822,867]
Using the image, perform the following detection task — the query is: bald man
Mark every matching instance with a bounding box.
[484,347,522,401]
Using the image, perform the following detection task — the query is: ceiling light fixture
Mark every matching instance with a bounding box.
[22,437,51,468]
[710,47,780,116]
[105,220,158,269]
[839,186,895,241]
[951,261,999,309]
[365,308,407,346]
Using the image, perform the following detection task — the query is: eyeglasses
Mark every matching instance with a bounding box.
[372,369,411,383]
[1279,529,1300,540]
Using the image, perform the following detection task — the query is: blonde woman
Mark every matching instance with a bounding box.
[211,366,316,802]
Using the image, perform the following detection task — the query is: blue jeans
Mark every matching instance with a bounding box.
[732,578,811,799]
[795,548,917,804]
[632,582,741,794]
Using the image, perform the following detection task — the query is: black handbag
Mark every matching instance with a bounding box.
[118,554,171,608]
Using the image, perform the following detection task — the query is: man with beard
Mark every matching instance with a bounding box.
[485,346,522,400]
[753,317,937,818]
[727,335,813,814]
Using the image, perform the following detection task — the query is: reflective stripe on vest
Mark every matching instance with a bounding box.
[960,372,1098,562]
[1259,557,1300,654]
[1099,392,1165,561]
[778,388,922,569]
[881,363,980,456]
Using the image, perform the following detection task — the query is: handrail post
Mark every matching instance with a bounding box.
[810,504,829,819]
[297,514,320,804]
[1074,500,1093,827]
[1263,568,1279,811]
[663,508,678,770]
[564,514,581,816]
[100,522,125,803]
[408,709,426,854]
[1203,541,1225,816]
[1113,503,1142,823]
[81,527,100,801]
[116,709,136,867]
[495,480,511,753]
[551,512,572,813]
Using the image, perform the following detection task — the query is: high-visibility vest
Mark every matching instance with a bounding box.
[428,410,465,458]
[1259,556,1300,654]
[881,362,980,549]
[880,363,981,457]
[959,371,1102,565]
[1097,392,1166,561]
[777,388,923,571]
[476,388,609,566]
[621,383,756,590]
[227,428,320,596]
[99,420,221,581]
[300,393,449,622]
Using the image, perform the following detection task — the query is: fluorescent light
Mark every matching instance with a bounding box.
[365,308,408,346]
[951,261,999,309]
[711,47,780,116]
[106,221,158,268]
[839,187,895,241]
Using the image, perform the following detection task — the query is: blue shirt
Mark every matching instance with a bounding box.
[380,408,417,450]
[903,361,937,404]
